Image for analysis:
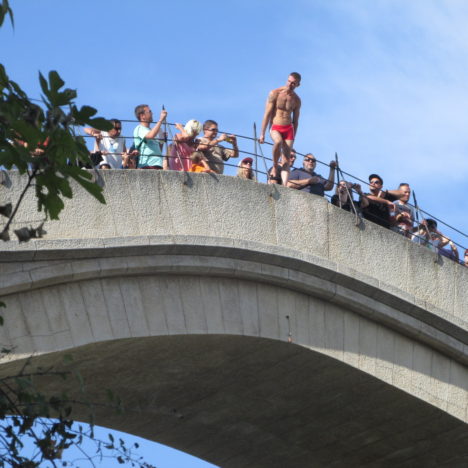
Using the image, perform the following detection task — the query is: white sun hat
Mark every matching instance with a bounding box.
[184,119,202,137]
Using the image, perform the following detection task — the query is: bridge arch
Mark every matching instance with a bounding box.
[1,171,467,466]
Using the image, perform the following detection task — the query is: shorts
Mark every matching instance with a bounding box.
[271,124,294,141]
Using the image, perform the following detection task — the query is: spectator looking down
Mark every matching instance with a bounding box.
[287,153,336,196]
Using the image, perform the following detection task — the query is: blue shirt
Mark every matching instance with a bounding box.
[133,124,163,168]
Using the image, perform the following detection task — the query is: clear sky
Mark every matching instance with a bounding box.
[2,0,467,248]
[2,0,468,465]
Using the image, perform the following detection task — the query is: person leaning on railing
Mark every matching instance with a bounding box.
[286,153,336,196]
[331,181,369,212]
[362,174,405,229]
[84,119,139,169]
[412,218,459,262]
[196,120,238,174]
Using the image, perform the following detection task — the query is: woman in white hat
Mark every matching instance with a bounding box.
[167,119,202,171]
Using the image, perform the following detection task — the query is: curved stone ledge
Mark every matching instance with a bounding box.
[1,170,467,318]
[1,239,467,368]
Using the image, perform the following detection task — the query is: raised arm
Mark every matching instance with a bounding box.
[174,123,190,142]
[323,160,337,191]
[144,109,167,140]
[259,91,276,144]
[353,184,369,208]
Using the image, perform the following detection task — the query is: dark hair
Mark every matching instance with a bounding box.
[110,118,121,127]
[399,182,410,188]
[203,119,218,130]
[290,72,301,82]
[134,104,148,120]
[426,218,437,229]
[368,173,383,184]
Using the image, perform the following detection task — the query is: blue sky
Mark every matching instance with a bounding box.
[2,0,467,249]
[2,0,468,465]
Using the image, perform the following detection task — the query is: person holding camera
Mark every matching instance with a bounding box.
[85,119,136,169]
[196,119,238,174]
[331,180,369,212]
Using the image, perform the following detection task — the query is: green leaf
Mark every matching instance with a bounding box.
[48,71,65,93]
[38,72,50,100]
[88,117,112,131]
[0,0,14,28]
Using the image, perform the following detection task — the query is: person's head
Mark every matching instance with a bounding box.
[286,72,301,91]
[464,249,468,266]
[190,151,204,164]
[336,180,351,195]
[108,119,122,138]
[303,153,317,171]
[203,119,218,139]
[399,183,411,202]
[368,174,383,193]
[425,218,438,231]
[99,163,111,170]
[184,119,202,137]
[135,104,152,123]
[290,148,297,166]
[237,157,254,179]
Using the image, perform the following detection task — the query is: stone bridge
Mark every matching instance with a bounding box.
[0,170,467,467]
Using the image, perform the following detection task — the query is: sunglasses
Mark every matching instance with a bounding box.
[304,158,316,163]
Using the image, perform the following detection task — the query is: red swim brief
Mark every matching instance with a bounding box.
[271,124,295,141]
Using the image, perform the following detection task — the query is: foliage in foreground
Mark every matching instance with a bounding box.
[0,354,155,467]
[1,2,154,467]
[0,0,111,242]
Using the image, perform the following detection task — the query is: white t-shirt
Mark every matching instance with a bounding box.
[95,131,126,169]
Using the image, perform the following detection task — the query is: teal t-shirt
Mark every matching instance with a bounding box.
[134,124,163,168]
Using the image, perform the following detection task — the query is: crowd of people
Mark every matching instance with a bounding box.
[80,72,466,267]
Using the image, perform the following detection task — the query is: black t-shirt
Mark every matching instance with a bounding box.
[362,191,397,229]
[331,194,362,213]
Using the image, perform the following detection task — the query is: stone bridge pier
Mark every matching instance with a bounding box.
[0,170,467,467]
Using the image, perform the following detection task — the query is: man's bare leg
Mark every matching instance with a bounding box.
[269,130,283,179]
[280,139,294,185]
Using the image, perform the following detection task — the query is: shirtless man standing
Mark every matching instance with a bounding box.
[259,72,301,185]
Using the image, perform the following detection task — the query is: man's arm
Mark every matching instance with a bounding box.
[287,172,322,190]
[366,193,396,209]
[292,97,301,136]
[386,188,405,199]
[84,127,101,138]
[259,91,276,144]
[143,109,167,140]
[323,160,337,191]
[229,135,239,158]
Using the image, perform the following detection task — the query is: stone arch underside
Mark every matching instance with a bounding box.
[1,334,468,468]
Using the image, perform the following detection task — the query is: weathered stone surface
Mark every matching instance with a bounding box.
[1,171,467,466]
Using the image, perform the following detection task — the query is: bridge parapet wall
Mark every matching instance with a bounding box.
[1,170,466,318]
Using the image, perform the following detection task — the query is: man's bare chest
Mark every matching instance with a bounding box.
[276,93,297,111]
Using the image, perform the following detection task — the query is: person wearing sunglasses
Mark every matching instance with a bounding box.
[84,119,134,169]
[197,119,238,174]
[287,154,336,197]
[237,157,256,180]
